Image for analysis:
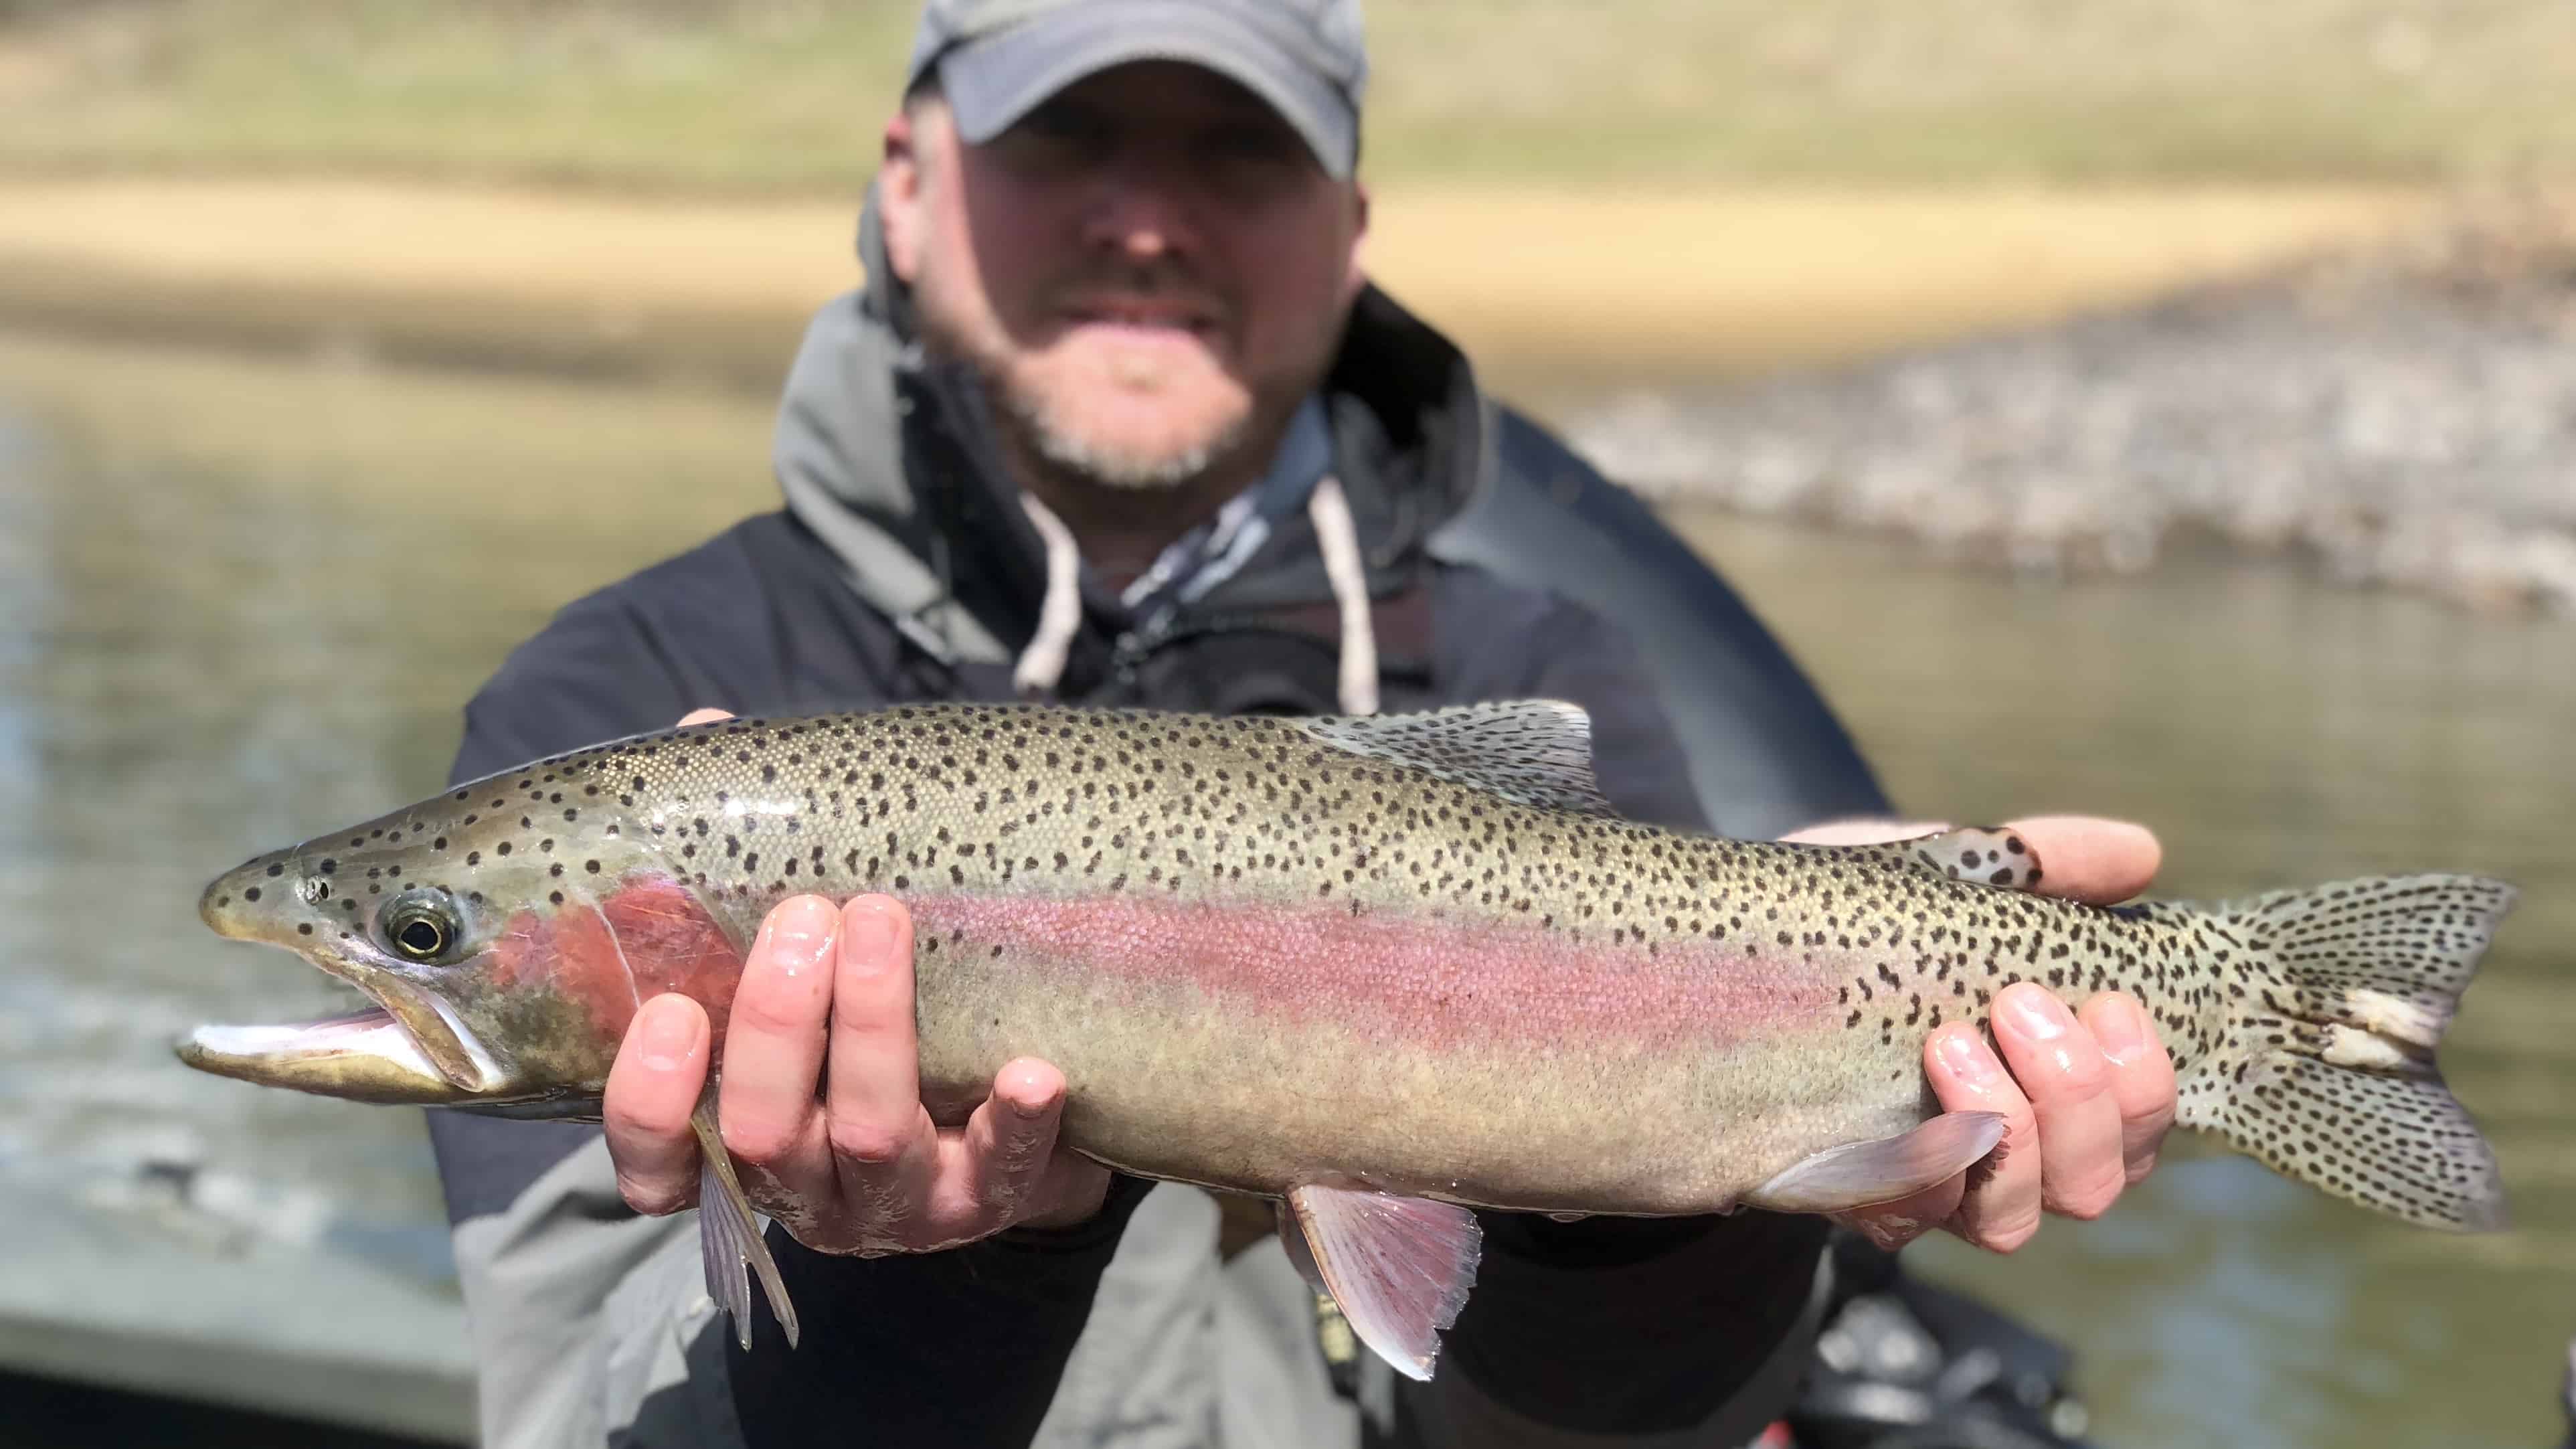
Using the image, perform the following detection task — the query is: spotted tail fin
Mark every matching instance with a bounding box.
[2180,874,2514,1231]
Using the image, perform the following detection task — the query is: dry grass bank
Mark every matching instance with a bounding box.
[0,177,2434,385]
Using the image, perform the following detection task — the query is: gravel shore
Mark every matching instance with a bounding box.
[1571,209,2576,614]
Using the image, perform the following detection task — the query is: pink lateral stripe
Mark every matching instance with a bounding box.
[911,893,1835,1051]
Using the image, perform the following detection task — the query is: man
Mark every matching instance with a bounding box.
[428,2,2176,1444]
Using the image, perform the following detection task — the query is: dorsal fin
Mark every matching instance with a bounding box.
[1292,702,1618,817]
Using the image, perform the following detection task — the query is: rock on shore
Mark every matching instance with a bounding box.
[1572,215,2576,614]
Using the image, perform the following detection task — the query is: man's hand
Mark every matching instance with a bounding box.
[600,710,1112,1253]
[1779,815,2179,1253]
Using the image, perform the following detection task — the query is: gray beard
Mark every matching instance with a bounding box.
[997,373,1249,494]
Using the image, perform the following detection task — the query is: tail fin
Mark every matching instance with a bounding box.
[2177,873,2514,1231]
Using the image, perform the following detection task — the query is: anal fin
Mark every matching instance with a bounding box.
[1283,1181,1482,1381]
[1743,1110,2007,1213]
[690,1100,801,1350]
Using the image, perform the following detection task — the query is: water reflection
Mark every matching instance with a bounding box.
[0,331,2566,1446]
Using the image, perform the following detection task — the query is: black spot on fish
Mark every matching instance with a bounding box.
[265,863,284,877]
[243,887,261,902]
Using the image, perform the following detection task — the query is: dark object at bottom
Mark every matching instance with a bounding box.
[0,1368,460,1449]
[1783,1235,2096,1449]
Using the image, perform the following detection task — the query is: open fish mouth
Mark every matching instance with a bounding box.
[189,855,503,1100]
[179,986,500,1103]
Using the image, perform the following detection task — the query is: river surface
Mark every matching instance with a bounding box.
[0,331,2567,1446]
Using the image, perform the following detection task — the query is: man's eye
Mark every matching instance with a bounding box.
[1017,102,1108,148]
[1207,123,1300,163]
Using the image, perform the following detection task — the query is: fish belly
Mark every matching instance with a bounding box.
[902,891,1917,1214]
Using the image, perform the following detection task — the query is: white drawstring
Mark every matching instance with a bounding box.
[1017,477,1379,715]
[1306,475,1379,716]
[1014,492,1083,696]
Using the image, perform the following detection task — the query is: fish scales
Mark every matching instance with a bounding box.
[191,701,2509,1235]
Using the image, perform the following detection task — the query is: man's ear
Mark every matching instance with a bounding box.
[879,108,926,282]
[1340,179,1371,305]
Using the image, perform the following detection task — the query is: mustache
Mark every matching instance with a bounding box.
[1050,268,1226,325]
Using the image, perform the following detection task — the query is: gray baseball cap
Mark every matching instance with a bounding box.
[904,0,1368,179]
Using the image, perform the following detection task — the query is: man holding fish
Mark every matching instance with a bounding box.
[185,2,2514,1446]
[455,2,2178,1440]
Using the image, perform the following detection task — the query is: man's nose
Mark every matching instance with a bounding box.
[1082,152,1201,262]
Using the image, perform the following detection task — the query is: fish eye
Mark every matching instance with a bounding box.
[379,891,462,964]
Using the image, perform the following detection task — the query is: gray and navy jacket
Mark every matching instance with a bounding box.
[428,197,1890,1449]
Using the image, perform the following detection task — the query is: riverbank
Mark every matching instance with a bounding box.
[1570,197,2576,614]
[6,175,2569,613]
[0,176,2434,389]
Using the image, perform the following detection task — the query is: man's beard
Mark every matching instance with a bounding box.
[993,354,1252,493]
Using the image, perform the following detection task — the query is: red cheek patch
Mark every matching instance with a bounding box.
[489,876,744,1049]
[601,878,746,1051]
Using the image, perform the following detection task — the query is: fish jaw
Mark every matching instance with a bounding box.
[187,812,745,1108]
[178,1007,472,1104]
[189,841,519,1099]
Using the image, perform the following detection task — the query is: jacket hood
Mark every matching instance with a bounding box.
[772,183,1491,671]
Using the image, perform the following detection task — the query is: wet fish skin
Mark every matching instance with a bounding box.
[183,701,2512,1362]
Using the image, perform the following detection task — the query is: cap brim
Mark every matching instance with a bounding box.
[938,2,1357,179]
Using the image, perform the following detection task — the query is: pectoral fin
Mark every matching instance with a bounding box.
[1282,1181,1483,1381]
[1743,1110,2008,1213]
[690,1100,800,1350]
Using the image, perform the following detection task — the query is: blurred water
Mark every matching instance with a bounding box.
[0,331,2566,1446]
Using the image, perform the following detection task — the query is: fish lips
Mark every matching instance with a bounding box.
[191,870,501,1099]
[179,1005,470,1104]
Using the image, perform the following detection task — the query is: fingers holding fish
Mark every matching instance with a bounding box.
[1921,1021,2047,1252]
[1997,815,2162,905]
[2079,992,2178,1185]
[956,1058,1110,1231]
[1992,983,2128,1221]
[825,896,926,1162]
[717,893,839,1173]
[604,993,711,1215]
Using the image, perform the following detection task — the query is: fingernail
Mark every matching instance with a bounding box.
[2093,995,2149,1065]
[767,896,836,976]
[638,1001,697,1072]
[843,896,902,961]
[999,1062,1055,1117]
[2006,987,2073,1041]
[1934,1028,2000,1084]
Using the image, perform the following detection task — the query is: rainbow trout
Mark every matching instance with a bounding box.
[181,702,2512,1377]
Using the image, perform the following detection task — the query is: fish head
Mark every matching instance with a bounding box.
[182,784,745,1109]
